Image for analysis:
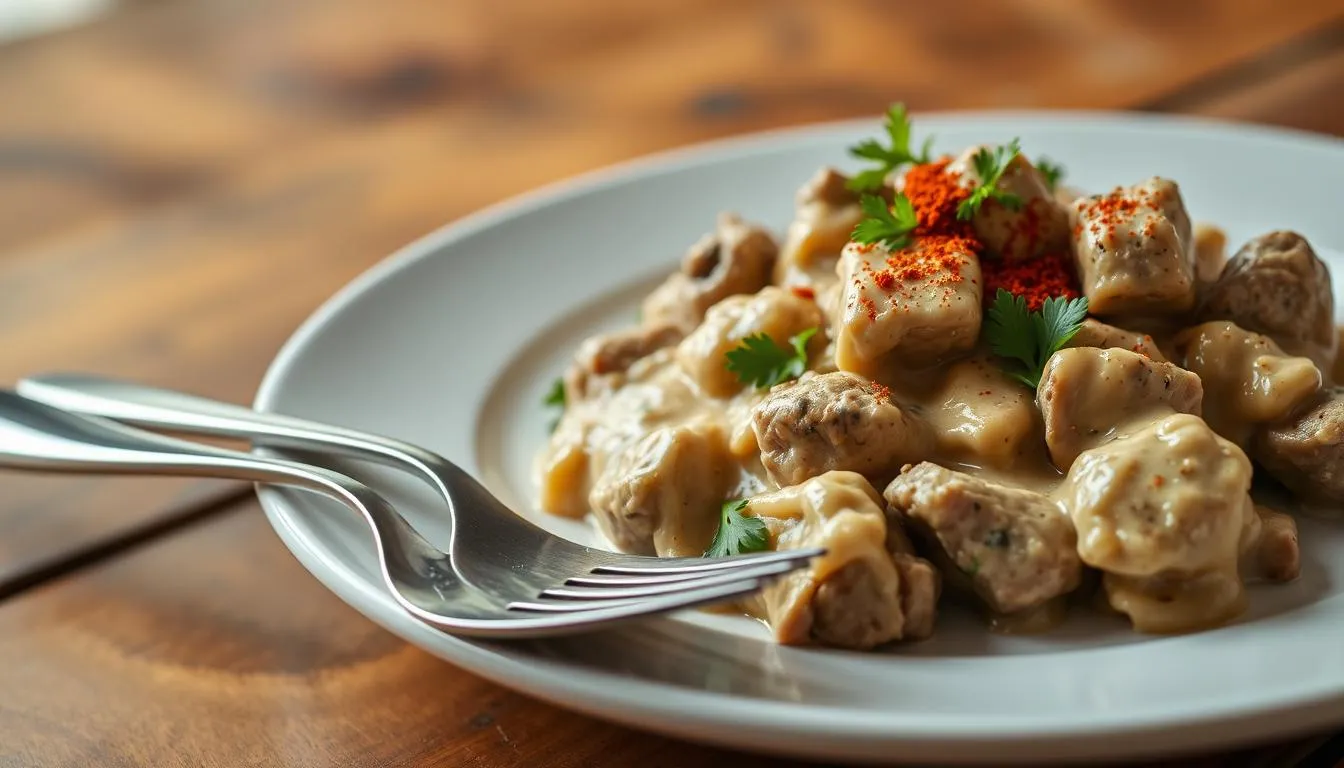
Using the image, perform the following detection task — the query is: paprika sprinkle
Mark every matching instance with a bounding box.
[980,251,1080,311]
[901,159,978,240]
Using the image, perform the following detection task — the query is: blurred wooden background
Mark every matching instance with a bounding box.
[0,1,1339,765]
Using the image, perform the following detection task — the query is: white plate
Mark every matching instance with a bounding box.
[254,112,1344,765]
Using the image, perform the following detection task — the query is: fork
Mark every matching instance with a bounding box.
[16,375,821,606]
[0,390,809,637]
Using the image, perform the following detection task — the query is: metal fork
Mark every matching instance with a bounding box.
[0,390,807,637]
[16,375,821,606]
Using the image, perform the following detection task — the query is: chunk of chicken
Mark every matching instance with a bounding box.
[1242,506,1300,583]
[588,423,734,556]
[564,324,685,400]
[1069,178,1195,316]
[751,371,932,488]
[1200,231,1336,372]
[924,356,1045,469]
[675,286,823,397]
[947,146,1070,261]
[885,463,1081,615]
[1057,413,1255,632]
[1064,318,1168,362]
[1253,387,1344,505]
[834,238,982,374]
[775,168,864,291]
[642,213,779,334]
[1175,321,1322,447]
[747,471,939,648]
[1037,347,1203,471]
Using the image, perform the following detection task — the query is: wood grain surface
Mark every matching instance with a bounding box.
[0,0,1340,765]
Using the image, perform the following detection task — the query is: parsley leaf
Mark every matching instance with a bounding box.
[983,288,1089,390]
[846,103,934,192]
[543,377,565,432]
[851,193,918,250]
[956,139,1024,220]
[1035,156,1064,191]
[724,327,818,389]
[704,499,770,558]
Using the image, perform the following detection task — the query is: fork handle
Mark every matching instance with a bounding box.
[18,373,408,456]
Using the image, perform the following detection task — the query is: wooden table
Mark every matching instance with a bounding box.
[0,2,1339,765]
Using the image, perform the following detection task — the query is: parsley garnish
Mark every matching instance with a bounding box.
[984,288,1089,390]
[956,139,1024,220]
[847,103,934,192]
[851,193,918,250]
[704,499,770,558]
[725,327,818,389]
[543,377,565,432]
[1036,157,1064,191]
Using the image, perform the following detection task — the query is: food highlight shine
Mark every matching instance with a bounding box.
[535,104,1331,649]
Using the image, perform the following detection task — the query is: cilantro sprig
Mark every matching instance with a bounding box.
[1035,156,1064,191]
[543,377,565,432]
[984,288,1089,389]
[725,327,818,389]
[847,103,934,192]
[704,499,770,558]
[851,193,918,250]
[956,139,1024,220]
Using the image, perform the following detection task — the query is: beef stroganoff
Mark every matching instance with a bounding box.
[536,105,1331,649]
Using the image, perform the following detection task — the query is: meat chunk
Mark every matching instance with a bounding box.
[884,463,1081,615]
[1070,178,1195,316]
[775,168,864,291]
[564,324,685,400]
[587,423,733,556]
[1064,318,1168,362]
[642,213,779,334]
[1057,413,1255,632]
[1242,506,1300,583]
[675,286,822,397]
[1037,347,1203,471]
[834,238,982,374]
[924,356,1045,469]
[747,471,939,648]
[1175,321,1322,447]
[1253,387,1344,504]
[1199,231,1336,372]
[947,146,1070,261]
[751,371,932,488]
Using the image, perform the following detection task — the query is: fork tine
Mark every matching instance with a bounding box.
[506,563,793,613]
[590,546,825,575]
[538,559,799,601]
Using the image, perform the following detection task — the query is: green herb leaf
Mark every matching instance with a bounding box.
[543,377,565,432]
[846,103,933,192]
[724,327,819,389]
[851,193,918,250]
[956,138,1024,220]
[983,288,1089,390]
[704,499,770,558]
[1036,157,1064,191]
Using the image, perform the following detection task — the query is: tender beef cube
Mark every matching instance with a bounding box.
[1037,347,1203,471]
[1070,178,1195,316]
[1057,414,1255,632]
[775,168,865,290]
[925,356,1044,469]
[751,371,932,488]
[834,238,982,374]
[1200,231,1336,372]
[1175,321,1322,447]
[947,146,1070,261]
[642,213,779,334]
[748,471,939,648]
[1064,318,1168,362]
[588,424,733,556]
[675,287,822,397]
[1254,387,1344,504]
[1244,506,1300,583]
[564,324,685,400]
[885,462,1080,615]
